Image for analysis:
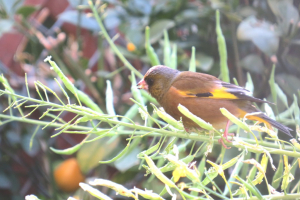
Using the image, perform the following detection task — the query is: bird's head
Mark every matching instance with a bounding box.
[137,65,179,101]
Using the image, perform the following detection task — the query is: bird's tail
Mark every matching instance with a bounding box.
[246,113,293,137]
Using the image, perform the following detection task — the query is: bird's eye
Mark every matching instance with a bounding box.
[146,78,154,86]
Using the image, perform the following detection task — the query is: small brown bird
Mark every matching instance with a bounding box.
[137,65,293,148]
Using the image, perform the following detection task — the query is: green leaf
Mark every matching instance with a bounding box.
[237,6,257,18]
[175,8,208,23]
[114,146,140,172]
[125,28,144,49]
[274,83,288,108]
[272,157,283,189]
[0,172,11,189]
[264,102,275,120]
[268,0,299,36]
[234,175,264,200]
[150,20,175,44]
[237,16,279,56]
[223,154,245,196]
[16,5,38,18]
[127,0,152,15]
[50,143,82,155]
[245,72,254,93]
[6,130,21,145]
[196,53,214,72]
[241,54,264,74]
[77,136,120,174]
[276,73,300,100]
[21,133,40,157]
[269,65,277,104]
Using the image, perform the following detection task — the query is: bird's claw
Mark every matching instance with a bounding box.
[218,133,235,149]
[218,138,231,149]
[224,133,235,143]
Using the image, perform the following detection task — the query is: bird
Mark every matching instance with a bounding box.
[137,65,293,148]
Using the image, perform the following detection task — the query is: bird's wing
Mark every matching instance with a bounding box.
[170,71,271,104]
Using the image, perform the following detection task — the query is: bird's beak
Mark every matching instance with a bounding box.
[137,79,148,90]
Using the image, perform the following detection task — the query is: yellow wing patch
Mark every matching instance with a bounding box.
[209,88,238,99]
[175,89,195,97]
[173,87,238,99]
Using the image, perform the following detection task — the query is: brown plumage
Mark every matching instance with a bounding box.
[137,65,293,147]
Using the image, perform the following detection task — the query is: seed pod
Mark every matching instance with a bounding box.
[144,154,177,188]
[178,104,213,130]
[151,103,183,130]
[252,154,268,185]
[50,143,82,155]
[80,183,113,200]
[89,179,137,199]
[131,187,164,200]
[215,10,229,83]
[243,159,265,175]
[160,155,194,173]
[222,154,242,170]
[220,108,250,132]
[145,27,160,66]
[272,157,283,189]
[290,139,300,151]
[138,142,160,158]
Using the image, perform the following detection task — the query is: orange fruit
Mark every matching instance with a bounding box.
[54,158,85,192]
[127,42,136,52]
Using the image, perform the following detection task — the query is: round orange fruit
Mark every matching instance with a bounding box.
[54,158,85,192]
[127,42,136,52]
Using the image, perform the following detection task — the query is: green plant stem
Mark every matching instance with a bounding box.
[48,50,71,77]
[0,108,299,157]
[1,88,300,157]
[88,1,143,78]
[232,193,300,200]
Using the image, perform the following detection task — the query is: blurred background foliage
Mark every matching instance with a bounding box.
[0,0,300,199]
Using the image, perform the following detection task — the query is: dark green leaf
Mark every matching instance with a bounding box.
[0,173,11,189]
[237,16,279,56]
[241,54,264,74]
[276,73,300,100]
[21,133,40,157]
[268,0,299,36]
[150,20,175,44]
[16,5,38,18]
